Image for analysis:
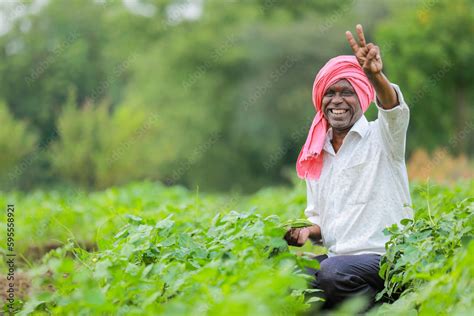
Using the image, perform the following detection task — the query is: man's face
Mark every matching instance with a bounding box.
[322,79,362,130]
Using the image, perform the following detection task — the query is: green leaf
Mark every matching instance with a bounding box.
[125,214,143,223]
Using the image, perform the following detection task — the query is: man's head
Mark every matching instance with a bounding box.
[297,55,375,180]
[322,79,362,131]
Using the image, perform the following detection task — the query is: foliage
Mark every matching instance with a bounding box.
[376,0,474,155]
[7,188,319,315]
[0,0,111,142]
[1,0,471,191]
[122,1,356,192]
[1,180,473,315]
[0,0,390,192]
[49,96,160,189]
[371,240,474,316]
[375,183,474,315]
[25,213,317,315]
[0,102,38,186]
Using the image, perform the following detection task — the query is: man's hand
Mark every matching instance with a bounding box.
[284,225,321,247]
[345,24,399,109]
[284,227,310,247]
[345,24,382,77]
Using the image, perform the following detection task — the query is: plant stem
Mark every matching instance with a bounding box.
[426,180,435,226]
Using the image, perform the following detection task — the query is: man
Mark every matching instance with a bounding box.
[285,24,413,309]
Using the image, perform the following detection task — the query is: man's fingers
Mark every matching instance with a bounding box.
[345,31,359,54]
[363,55,371,69]
[284,228,298,244]
[363,46,381,71]
[356,24,367,47]
[373,45,381,60]
[284,228,307,247]
[291,228,300,241]
[297,228,309,245]
[284,228,296,240]
[366,46,378,60]
[284,229,296,246]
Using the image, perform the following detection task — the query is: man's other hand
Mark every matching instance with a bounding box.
[284,227,311,247]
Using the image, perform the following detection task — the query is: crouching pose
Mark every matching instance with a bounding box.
[285,24,413,309]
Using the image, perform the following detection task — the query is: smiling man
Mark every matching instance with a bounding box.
[285,25,413,309]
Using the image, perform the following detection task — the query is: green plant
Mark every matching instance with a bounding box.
[375,183,474,315]
[19,211,318,315]
[1,181,473,315]
[49,96,160,189]
[0,102,38,187]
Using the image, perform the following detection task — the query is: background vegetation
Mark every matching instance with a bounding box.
[0,0,472,193]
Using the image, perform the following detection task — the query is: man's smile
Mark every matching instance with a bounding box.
[329,108,349,114]
[326,106,352,121]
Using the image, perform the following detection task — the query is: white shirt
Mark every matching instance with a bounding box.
[305,83,413,256]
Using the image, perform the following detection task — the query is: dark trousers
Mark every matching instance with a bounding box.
[305,254,385,310]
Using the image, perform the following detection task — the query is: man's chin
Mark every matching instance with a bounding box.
[328,120,351,130]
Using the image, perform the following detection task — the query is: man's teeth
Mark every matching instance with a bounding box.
[331,109,348,114]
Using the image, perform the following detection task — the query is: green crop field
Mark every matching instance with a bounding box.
[0,0,473,315]
[1,180,473,315]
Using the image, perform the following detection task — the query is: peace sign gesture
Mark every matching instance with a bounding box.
[346,24,383,76]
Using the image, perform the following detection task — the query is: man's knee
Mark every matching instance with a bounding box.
[317,258,343,292]
[316,257,368,294]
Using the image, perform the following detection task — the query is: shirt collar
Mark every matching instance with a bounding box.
[323,115,369,155]
[349,115,369,138]
[323,128,335,155]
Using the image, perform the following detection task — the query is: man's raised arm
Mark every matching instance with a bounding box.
[345,24,399,109]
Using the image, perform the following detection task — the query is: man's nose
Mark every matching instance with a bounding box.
[331,93,343,104]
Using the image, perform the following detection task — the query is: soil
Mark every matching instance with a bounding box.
[0,272,31,303]
[25,240,97,261]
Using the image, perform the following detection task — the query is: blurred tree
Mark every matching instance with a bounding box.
[123,1,356,191]
[0,0,108,142]
[376,0,474,155]
[0,102,38,188]
[6,0,468,192]
[49,92,160,189]
[0,0,172,188]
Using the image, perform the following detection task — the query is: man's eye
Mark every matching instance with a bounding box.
[342,90,354,96]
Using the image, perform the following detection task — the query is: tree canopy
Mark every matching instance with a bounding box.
[0,0,472,192]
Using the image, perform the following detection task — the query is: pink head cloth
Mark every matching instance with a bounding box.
[296,55,375,180]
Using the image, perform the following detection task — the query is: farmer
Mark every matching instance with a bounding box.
[284,24,413,309]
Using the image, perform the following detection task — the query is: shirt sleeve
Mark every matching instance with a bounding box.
[375,83,410,161]
[304,180,321,226]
